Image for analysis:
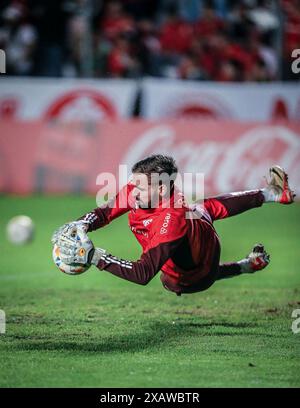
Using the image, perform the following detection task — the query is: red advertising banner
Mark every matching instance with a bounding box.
[1,120,299,197]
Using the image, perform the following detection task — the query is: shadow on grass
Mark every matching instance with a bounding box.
[1,320,276,354]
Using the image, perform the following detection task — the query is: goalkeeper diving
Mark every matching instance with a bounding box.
[52,155,295,296]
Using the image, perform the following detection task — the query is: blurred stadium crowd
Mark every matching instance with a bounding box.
[0,0,299,81]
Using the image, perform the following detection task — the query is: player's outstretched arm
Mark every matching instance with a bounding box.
[52,184,133,243]
[78,183,134,232]
[53,222,185,285]
[91,212,188,285]
[53,205,188,286]
[90,236,185,286]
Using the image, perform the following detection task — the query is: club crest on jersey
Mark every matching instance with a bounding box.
[160,213,171,234]
[143,218,153,227]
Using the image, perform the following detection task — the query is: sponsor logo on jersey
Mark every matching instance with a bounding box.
[160,213,171,234]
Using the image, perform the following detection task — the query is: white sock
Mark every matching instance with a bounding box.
[261,188,278,203]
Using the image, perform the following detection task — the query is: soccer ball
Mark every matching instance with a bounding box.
[6,215,35,245]
[52,244,91,275]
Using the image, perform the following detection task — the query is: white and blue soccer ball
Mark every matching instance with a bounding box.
[52,243,90,275]
[6,215,35,245]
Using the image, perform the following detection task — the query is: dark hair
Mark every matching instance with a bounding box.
[132,154,178,187]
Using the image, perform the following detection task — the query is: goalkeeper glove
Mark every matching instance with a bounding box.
[51,220,89,246]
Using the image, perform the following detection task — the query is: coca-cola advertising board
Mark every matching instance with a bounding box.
[141,78,300,121]
[0,120,299,196]
[0,78,138,121]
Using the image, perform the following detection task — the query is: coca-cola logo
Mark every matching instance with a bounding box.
[44,89,117,122]
[121,124,300,195]
[217,126,300,192]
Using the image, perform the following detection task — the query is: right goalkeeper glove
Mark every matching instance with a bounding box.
[51,220,89,246]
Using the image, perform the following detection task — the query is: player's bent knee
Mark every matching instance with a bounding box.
[160,274,182,296]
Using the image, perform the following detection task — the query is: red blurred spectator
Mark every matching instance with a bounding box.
[107,35,139,77]
[281,0,300,56]
[101,1,136,41]
[194,5,224,38]
[215,61,237,82]
[159,11,193,54]
[190,37,217,79]
[177,54,203,80]
[223,42,257,75]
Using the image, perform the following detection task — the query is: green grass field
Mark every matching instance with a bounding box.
[0,195,299,388]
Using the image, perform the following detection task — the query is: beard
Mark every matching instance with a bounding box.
[136,195,159,209]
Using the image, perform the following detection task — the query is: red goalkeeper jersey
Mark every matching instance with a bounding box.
[81,183,221,289]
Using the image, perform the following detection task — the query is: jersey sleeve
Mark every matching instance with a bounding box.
[94,210,188,285]
[79,183,135,231]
